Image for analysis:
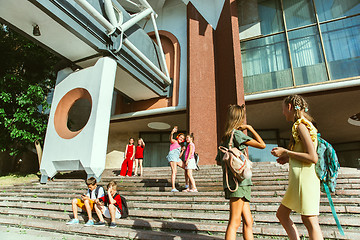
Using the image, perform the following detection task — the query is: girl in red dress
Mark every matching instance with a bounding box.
[120,138,135,177]
[134,138,145,176]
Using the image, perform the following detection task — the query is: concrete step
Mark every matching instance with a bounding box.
[4,183,360,197]
[1,196,360,215]
[0,200,358,229]
[0,188,360,204]
[0,206,358,240]
[0,225,109,240]
[7,179,360,190]
[0,163,358,239]
[0,191,358,207]
[0,214,223,240]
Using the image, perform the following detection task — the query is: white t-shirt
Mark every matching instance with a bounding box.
[86,186,105,200]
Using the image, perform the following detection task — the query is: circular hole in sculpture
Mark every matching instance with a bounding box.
[67,98,92,132]
[54,88,92,139]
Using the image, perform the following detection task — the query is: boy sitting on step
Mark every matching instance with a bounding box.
[94,181,122,228]
[66,177,105,226]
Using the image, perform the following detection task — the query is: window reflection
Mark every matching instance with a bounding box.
[283,0,316,29]
[321,16,360,79]
[315,0,360,22]
[288,26,327,85]
[241,34,292,93]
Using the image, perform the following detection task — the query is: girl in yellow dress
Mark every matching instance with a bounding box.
[271,95,323,240]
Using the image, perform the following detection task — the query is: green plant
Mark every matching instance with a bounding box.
[0,24,58,163]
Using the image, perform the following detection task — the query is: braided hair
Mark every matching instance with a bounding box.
[283,95,315,149]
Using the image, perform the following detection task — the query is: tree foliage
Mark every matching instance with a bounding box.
[0,25,59,156]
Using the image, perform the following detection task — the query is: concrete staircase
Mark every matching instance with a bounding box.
[0,162,359,239]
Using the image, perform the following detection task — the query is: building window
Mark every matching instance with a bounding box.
[238,0,360,94]
[241,34,292,92]
[288,26,327,85]
[321,16,360,80]
[283,0,316,29]
[315,0,360,22]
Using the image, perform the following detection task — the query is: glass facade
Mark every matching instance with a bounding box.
[238,0,360,93]
[321,16,360,80]
[241,34,293,92]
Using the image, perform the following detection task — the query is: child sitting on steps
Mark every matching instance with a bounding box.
[66,177,104,226]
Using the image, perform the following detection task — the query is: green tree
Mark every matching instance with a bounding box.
[0,24,59,161]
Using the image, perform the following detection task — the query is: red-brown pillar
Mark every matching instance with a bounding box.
[187,3,218,165]
[214,0,246,140]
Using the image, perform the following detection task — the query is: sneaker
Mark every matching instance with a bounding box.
[189,188,198,192]
[109,222,117,228]
[171,188,179,192]
[84,219,94,227]
[66,219,79,225]
[94,221,106,227]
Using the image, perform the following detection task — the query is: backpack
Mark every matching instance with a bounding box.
[119,195,129,219]
[315,133,344,235]
[315,133,340,193]
[194,153,200,171]
[218,130,252,192]
[94,185,104,199]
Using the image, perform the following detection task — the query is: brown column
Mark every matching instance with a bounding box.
[214,0,246,141]
[187,3,218,165]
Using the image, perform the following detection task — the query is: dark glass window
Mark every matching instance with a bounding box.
[288,26,327,85]
[321,16,360,79]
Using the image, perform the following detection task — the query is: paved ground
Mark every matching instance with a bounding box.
[0,225,105,240]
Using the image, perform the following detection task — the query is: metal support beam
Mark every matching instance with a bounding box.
[73,0,115,33]
[123,38,171,85]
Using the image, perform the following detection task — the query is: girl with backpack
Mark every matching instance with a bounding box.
[182,133,197,192]
[120,137,135,177]
[271,95,323,240]
[216,104,266,240]
[134,138,145,177]
[166,126,186,192]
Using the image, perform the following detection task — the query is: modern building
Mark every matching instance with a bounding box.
[108,0,360,169]
[1,0,359,178]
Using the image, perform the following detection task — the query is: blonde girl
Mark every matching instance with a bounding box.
[166,126,186,192]
[182,133,197,192]
[271,95,323,240]
[216,104,266,240]
[134,138,145,176]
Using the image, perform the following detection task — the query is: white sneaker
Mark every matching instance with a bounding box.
[171,188,179,192]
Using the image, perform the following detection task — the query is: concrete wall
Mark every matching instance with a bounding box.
[106,131,138,169]
[143,0,187,108]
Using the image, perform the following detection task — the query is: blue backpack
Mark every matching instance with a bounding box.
[315,133,344,235]
[315,133,340,193]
